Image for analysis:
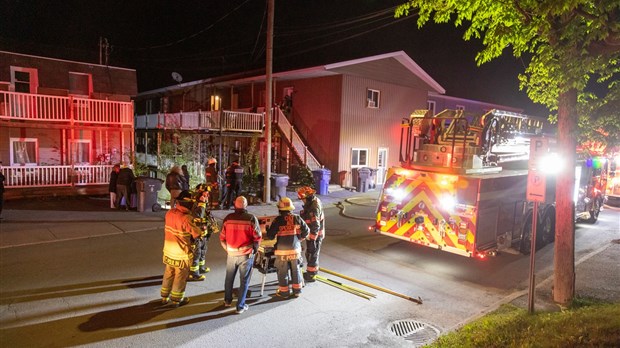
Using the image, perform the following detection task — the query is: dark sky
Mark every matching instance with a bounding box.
[0,0,548,116]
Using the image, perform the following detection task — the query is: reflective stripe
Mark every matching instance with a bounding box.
[292,283,302,290]
[307,266,318,272]
[274,248,301,256]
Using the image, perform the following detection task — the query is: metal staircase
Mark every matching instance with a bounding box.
[273,108,322,170]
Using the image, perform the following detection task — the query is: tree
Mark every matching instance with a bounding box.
[396,0,620,304]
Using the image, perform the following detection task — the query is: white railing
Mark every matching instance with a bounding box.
[1,165,115,188]
[0,91,133,125]
[135,110,264,133]
[273,108,321,170]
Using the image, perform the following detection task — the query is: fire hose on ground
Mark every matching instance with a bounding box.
[318,267,423,304]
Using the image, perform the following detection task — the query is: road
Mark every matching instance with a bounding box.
[0,196,618,347]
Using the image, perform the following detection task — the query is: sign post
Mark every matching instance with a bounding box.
[526,137,548,314]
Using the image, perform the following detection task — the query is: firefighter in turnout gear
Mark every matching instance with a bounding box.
[205,158,221,209]
[298,186,325,282]
[266,197,310,298]
[160,190,203,308]
[222,160,244,210]
[187,184,220,281]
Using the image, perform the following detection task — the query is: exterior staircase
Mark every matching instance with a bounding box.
[273,108,322,171]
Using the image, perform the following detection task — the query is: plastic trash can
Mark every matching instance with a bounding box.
[135,176,163,212]
[312,168,331,195]
[355,167,372,192]
[270,174,289,201]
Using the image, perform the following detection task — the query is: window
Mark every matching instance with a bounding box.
[456,105,465,111]
[69,72,92,96]
[351,148,369,167]
[10,138,38,166]
[427,100,436,116]
[70,140,91,165]
[366,89,380,108]
[10,67,38,93]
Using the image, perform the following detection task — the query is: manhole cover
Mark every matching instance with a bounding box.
[388,319,440,347]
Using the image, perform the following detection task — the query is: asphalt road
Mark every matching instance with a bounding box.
[1,195,618,347]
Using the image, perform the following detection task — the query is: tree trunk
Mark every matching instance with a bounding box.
[553,88,578,305]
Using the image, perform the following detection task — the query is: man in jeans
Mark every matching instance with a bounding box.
[219,196,262,314]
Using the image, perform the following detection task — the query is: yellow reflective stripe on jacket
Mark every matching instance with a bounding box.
[274,248,301,256]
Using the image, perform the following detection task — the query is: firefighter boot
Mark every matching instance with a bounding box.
[188,273,206,281]
[303,272,316,283]
[199,266,211,274]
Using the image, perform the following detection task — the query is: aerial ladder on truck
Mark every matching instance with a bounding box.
[373,109,555,258]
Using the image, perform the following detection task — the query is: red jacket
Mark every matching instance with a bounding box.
[220,209,262,256]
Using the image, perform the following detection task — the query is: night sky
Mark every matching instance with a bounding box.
[1,0,548,116]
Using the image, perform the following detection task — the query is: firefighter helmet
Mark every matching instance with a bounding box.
[277,197,295,211]
[176,190,194,209]
[208,158,217,165]
[297,186,316,200]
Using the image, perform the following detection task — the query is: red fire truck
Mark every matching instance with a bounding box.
[372,109,556,258]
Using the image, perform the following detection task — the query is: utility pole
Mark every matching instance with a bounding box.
[264,0,274,203]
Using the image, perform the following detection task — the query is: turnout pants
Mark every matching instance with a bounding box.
[275,254,303,295]
[161,264,190,302]
[305,237,323,275]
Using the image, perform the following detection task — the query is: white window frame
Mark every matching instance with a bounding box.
[10,66,38,93]
[10,137,39,166]
[70,139,92,165]
[427,100,436,116]
[351,148,369,167]
[366,89,380,108]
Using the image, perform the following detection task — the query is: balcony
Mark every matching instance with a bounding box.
[135,110,264,133]
[0,91,133,126]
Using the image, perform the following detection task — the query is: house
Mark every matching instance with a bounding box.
[0,51,137,199]
[134,51,446,189]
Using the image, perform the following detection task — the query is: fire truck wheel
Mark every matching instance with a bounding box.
[586,197,601,223]
[519,213,534,255]
[538,209,555,245]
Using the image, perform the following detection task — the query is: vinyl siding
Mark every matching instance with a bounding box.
[339,75,427,187]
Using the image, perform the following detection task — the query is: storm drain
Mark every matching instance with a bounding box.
[388,319,440,347]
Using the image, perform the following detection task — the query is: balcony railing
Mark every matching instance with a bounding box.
[0,91,133,125]
[135,110,264,133]
[1,165,115,188]
[273,108,321,170]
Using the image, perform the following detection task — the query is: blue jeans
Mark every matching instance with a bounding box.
[224,253,255,310]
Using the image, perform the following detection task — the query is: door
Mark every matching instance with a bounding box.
[376,147,388,185]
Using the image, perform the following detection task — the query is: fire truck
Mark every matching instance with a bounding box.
[372,109,556,258]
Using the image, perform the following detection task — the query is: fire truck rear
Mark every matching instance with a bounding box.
[372,109,556,258]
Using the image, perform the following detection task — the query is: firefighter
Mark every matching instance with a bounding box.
[160,190,204,308]
[266,197,310,298]
[187,184,219,281]
[297,186,325,282]
[166,165,185,209]
[205,158,220,209]
[222,160,244,209]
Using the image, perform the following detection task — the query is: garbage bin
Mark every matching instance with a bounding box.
[355,167,372,192]
[270,173,289,201]
[135,176,163,212]
[312,168,331,195]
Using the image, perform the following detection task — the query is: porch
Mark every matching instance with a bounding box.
[134,110,264,133]
[0,91,133,126]
[2,165,114,188]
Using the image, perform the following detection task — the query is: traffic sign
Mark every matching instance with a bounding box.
[526,169,546,202]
